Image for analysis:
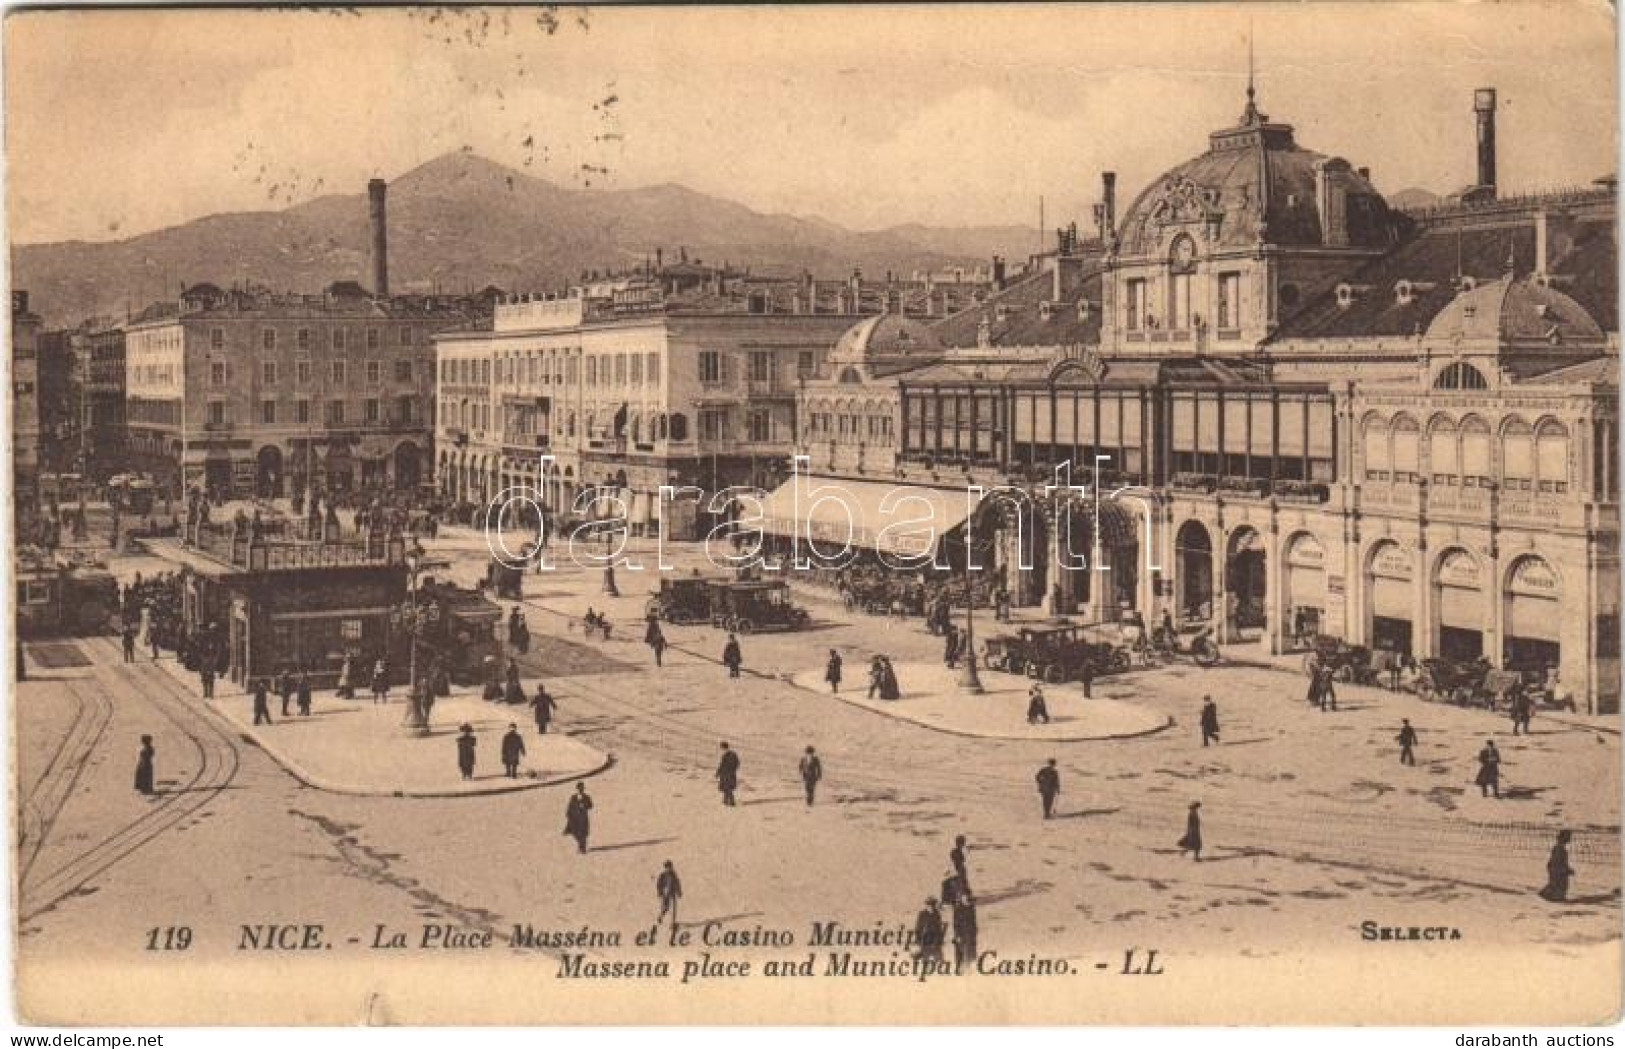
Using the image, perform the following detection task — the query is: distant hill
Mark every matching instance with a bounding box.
[1388,186,1445,211]
[12,153,1040,327]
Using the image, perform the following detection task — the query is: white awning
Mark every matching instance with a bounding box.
[751,476,976,557]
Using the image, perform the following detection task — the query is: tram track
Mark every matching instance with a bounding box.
[515,590,1619,898]
[17,673,116,885]
[20,638,242,925]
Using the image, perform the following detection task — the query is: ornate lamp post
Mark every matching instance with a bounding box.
[957,499,996,694]
[392,546,439,736]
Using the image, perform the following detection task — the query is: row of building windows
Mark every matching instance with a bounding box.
[806,412,894,441]
[1361,414,1571,492]
[205,396,418,427]
[208,326,417,352]
[210,359,415,387]
[445,347,822,392]
[1124,271,1244,332]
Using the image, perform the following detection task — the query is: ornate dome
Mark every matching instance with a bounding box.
[1425,275,1607,345]
[829,313,942,364]
[1116,97,1396,258]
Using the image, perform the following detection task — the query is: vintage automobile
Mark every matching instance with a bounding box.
[1018,622,1132,683]
[16,559,118,638]
[646,574,722,624]
[980,631,1036,676]
[707,579,810,634]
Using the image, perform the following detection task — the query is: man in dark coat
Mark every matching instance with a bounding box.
[564,782,593,853]
[296,672,313,716]
[122,623,137,663]
[950,834,970,895]
[277,668,295,717]
[722,634,743,679]
[645,618,668,667]
[798,745,823,806]
[200,664,215,700]
[1509,689,1533,736]
[824,650,842,694]
[656,860,682,940]
[530,684,558,735]
[716,741,741,805]
[913,898,945,963]
[943,623,960,669]
[1177,801,1204,861]
[951,894,979,971]
[1397,719,1418,765]
[501,723,526,778]
[1476,739,1502,798]
[1035,758,1061,819]
[252,678,273,725]
[456,724,477,780]
[1026,684,1050,725]
[1200,696,1220,747]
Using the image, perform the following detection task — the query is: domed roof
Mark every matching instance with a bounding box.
[1426,275,1607,344]
[830,312,942,363]
[1116,96,1395,257]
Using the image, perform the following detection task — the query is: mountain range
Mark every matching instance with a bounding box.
[12,152,1040,328]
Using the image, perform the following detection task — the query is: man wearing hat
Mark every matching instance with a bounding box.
[500,723,526,778]
[913,897,945,963]
[456,724,477,781]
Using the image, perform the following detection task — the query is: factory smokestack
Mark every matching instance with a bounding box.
[1102,171,1117,240]
[367,178,390,297]
[1474,88,1497,198]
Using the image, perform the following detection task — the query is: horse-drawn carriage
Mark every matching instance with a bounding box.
[839,569,927,617]
[1300,634,1384,686]
[486,556,525,600]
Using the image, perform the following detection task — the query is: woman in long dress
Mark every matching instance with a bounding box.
[1539,830,1575,902]
[878,657,902,701]
[1177,802,1203,861]
[336,654,354,699]
[134,735,156,796]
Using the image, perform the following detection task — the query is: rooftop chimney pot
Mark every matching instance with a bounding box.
[367,178,389,298]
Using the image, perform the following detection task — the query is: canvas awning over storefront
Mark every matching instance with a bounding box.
[752,476,976,557]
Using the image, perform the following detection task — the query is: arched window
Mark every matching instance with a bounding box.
[1428,416,1458,485]
[1460,415,1491,487]
[1502,418,1534,490]
[1362,413,1390,481]
[1435,362,1489,390]
[1391,414,1420,483]
[1536,419,1569,493]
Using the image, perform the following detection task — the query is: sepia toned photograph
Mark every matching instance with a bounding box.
[4,2,1620,1027]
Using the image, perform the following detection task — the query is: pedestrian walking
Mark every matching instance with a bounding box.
[824,650,843,694]
[1475,739,1502,798]
[1026,683,1051,725]
[276,669,295,715]
[943,623,960,669]
[716,741,741,806]
[456,724,477,780]
[1200,696,1220,746]
[501,723,526,778]
[134,735,156,796]
[564,782,593,853]
[1319,665,1338,711]
[252,678,273,725]
[950,834,970,894]
[1035,758,1061,819]
[200,664,215,700]
[503,659,525,705]
[336,653,354,699]
[1397,719,1418,765]
[913,897,945,963]
[530,683,558,735]
[1305,661,1324,707]
[867,655,884,699]
[645,619,668,667]
[1080,655,1094,699]
[1510,689,1533,736]
[122,623,137,663]
[1177,801,1203,861]
[799,745,823,806]
[951,894,978,971]
[1538,830,1576,903]
[296,671,313,716]
[722,633,743,679]
[149,625,161,661]
[655,860,683,940]
[371,659,389,704]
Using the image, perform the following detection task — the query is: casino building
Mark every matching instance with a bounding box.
[788,85,1618,713]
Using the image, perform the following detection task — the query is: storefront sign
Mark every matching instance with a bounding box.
[1287,534,1325,567]
[1370,545,1414,581]
[1437,551,1481,590]
[1327,574,1345,595]
[1509,557,1559,596]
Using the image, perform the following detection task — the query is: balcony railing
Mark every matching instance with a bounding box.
[189,520,404,571]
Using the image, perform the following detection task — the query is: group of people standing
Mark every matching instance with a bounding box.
[911,835,979,970]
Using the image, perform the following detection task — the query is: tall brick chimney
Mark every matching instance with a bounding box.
[1102,172,1118,239]
[367,178,390,297]
[1474,88,1497,198]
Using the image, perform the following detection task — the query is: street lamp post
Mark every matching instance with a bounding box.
[957,531,985,694]
[395,547,438,736]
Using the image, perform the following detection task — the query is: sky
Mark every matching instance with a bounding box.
[5,3,1618,245]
